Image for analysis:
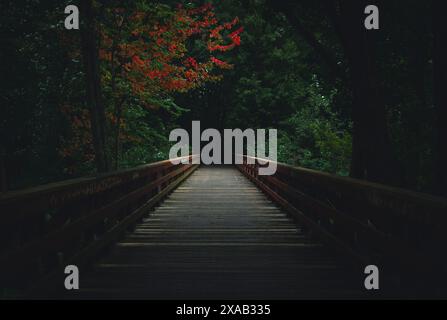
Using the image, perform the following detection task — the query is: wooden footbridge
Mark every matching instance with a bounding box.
[1,155,447,299]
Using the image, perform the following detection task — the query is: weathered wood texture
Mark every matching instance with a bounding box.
[64,166,369,299]
[0,156,197,297]
[237,156,447,298]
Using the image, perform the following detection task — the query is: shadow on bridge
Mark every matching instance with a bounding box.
[1,156,446,299]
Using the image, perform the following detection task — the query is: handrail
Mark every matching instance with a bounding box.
[237,155,447,296]
[0,155,199,297]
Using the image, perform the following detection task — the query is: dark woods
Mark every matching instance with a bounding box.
[79,0,109,173]
[0,0,446,196]
[433,1,447,196]
[269,0,446,195]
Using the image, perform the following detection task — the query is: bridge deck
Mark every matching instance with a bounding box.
[67,166,364,299]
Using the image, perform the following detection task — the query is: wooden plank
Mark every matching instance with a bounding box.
[59,166,369,300]
[237,157,447,297]
[0,164,194,270]
[237,164,370,266]
[27,164,199,297]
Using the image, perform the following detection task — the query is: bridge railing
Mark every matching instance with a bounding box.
[0,155,198,296]
[237,155,447,293]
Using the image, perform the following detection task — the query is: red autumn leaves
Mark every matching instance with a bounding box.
[120,3,243,94]
[208,17,243,52]
[60,3,243,171]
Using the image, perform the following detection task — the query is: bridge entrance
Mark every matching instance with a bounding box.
[64,166,364,299]
[2,156,445,299]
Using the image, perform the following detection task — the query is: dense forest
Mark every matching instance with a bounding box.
[0,0,446,197]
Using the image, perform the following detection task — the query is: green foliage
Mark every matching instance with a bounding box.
[277,82,352,175]
[119,103,173,168]
[204,0,352,175]
[0,0,440,195]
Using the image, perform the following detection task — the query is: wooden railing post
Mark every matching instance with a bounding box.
[0,155,198,297]
[236,154,447,297]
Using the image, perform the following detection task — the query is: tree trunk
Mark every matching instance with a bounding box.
[433,1,447,196]
[0,151,7,192]
[404,40,429,189]
[113,97,125,170]
[337,0,399,184]
[269,0,399,184]
[80,0,109,173]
